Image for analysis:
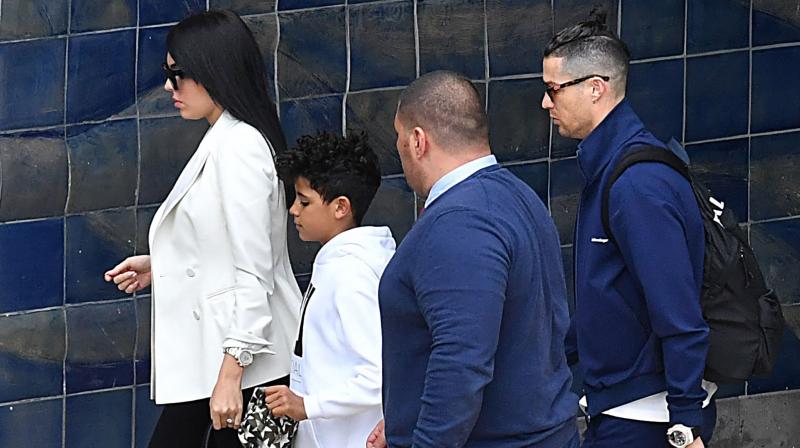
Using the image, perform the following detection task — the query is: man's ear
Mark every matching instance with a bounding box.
[590,77,608,103]
[412,127,429,159]
[333,196,353,220]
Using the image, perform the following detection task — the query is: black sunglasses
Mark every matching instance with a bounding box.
[544,74,610,99]
[162,63,185,90]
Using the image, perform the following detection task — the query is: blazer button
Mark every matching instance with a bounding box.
[186,268,195,278]
[193,309,200,320]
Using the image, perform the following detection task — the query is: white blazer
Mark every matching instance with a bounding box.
[148,111,302,404]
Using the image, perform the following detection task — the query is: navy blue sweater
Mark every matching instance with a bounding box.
[567,99,709,427]
[379,165,577,448]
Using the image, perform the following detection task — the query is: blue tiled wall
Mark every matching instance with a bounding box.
[0,0,798,446]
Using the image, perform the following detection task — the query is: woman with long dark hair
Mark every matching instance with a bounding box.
[104,10,301,447]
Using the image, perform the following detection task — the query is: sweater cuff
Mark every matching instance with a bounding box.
[669,407,704,428]
[303,394,323,420]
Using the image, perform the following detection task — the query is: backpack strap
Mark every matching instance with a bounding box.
[601,146,691,245]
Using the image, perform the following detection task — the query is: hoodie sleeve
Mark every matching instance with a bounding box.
[303,258,383,419]
[608,163,709,428]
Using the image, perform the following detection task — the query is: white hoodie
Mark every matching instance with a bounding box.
[290,226,396,448]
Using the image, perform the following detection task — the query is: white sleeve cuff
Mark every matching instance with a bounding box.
[303,394,323,420]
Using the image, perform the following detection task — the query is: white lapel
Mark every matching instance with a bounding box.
[148,111,238,247]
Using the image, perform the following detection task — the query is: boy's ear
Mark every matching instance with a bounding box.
[333,196,353,220]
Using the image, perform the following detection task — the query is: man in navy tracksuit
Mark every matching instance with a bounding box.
[367,71,579,448]
[540,12,716,448]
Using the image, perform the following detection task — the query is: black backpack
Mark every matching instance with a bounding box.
[601,145,785,384]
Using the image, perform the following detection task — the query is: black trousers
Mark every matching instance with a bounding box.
[148,376,289,448]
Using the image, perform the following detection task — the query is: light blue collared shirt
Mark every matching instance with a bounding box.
[424,154,498,208]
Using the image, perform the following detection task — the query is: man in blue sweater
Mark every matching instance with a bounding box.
[540,11,716,448]
[369,70,579,448]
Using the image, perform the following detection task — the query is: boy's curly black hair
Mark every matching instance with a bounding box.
[275,131,381,226]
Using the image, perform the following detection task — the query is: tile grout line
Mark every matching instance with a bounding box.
[0,395,67,409]
[280,91,345,103]
[413,0,420,78]
[0,115,140,136]
[2,296,138,318]
[685,133,750,146]
[506,154,567,166]
[547,131,553,212]
[744,0,753,400]
[412,0,421,218]
[482,0,490,194]
[546,0,553,214]
[64,296,137,308]
[62,0,72,445]
[746,0,754,261]
[342,0,351,137]
[64,204,139,218]
[340,84,406,96]
[630,53,684,65]
[751,40,800,51]
[489,72,544,81]
[750,215,800,225]
[131,1,143,445]
[275,2,348,15]
[681,0,688,145]
[739,7,753,388]
[274,0,281,117]
[483,0,490,113]
[745,1,753,243]
[686,127,800,144]
[65,385,137,399]
[0,204,164,227]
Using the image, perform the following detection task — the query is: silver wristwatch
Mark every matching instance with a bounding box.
[667,424,700,447]
[224,347,254,367]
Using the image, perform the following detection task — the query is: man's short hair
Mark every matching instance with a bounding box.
[544,8,631,93]
[396,70,489,150]
[275,131,381,225]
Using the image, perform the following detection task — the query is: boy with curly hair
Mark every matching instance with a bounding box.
[265,131,395,448]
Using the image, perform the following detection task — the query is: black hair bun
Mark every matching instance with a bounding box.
[587,5,608,30]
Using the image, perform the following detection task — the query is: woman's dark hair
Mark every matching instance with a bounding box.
[275,131,381,226]
[167,10,287,156]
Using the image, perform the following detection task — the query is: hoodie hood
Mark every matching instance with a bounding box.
[313,226,396,277]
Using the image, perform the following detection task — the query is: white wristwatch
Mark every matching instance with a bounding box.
[224,347,254,367]
[667,424,700,447]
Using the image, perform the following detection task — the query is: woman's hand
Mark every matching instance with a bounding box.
[264,385,307,421]
[104,255,152,293]
[209,355,244,430]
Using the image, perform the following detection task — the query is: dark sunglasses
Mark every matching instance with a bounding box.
[544,74,610,99]
[162,63,185,90]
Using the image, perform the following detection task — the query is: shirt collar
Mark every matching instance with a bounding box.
[424,154,498,208]
[576,98,645,183]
